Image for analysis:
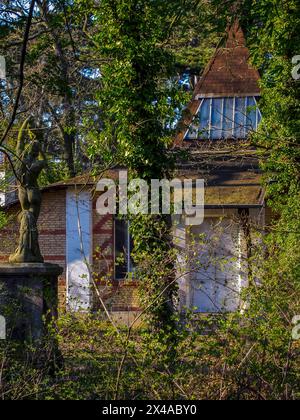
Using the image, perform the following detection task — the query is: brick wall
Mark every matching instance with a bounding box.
[0,207,19,258]
[0,189,67,309]
[92,193,140,312]
[39,190,67,309]
[0,187,140,314]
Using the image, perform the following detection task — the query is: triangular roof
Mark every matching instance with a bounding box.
[175,22,261,145]
[195,21,260,98]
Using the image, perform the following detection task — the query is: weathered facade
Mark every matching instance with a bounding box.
[173,22,266,313]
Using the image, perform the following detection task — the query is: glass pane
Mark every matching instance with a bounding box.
[245,97,257,135]
[222,98,234,138]
[186,123,198,140]
[115,218,128,280]
[115,219,136,280]
[184,96,262,141]
[211,99,223,140]
[256,98,262,128]
[199,99,210,139]
[128,232,136,279]
[234,97,246,138]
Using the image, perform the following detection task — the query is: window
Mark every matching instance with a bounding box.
[185,96,262,140]
[114,218,136,280]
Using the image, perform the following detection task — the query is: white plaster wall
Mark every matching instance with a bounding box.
[173,215,190,310]
[66,189,92,311]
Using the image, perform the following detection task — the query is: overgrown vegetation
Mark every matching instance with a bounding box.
[0,0,299,400]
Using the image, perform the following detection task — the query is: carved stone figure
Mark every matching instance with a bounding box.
[9,117,47,263]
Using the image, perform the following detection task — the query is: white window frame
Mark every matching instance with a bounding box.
[185,96,261,141]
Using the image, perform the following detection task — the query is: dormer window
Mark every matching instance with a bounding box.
[185,96,262,141]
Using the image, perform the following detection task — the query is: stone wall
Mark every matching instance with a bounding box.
[92,193,140,312]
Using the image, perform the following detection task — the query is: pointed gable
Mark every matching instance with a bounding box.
[194,22,260,98]
[176,22,261,145]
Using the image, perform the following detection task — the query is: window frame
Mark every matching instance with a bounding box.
[114,217,136,281]
[185,96,261,141]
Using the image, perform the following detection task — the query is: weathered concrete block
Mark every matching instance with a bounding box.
[0,263,63,342]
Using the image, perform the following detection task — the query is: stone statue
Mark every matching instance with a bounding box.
[9,117,47,264]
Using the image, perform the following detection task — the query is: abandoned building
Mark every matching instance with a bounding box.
[0,23,269,323]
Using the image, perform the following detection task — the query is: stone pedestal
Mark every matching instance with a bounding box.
[0,263,63,342]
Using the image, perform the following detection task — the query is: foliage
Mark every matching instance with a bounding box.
[201,0,300,399]
[0,210,7,229]
[0,0,97,178]
[244,0,300,398]
[0,0,299,401]
[86,0,192,343]
[0,313,247,400]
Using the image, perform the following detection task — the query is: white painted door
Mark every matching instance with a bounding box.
[190,219,243,313]
[66,190,92,311]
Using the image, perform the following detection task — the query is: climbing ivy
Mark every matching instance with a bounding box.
[85,0,192,340]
